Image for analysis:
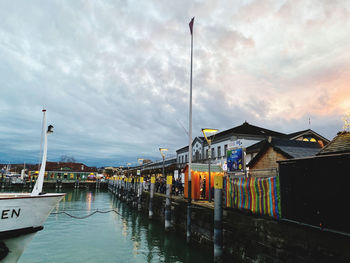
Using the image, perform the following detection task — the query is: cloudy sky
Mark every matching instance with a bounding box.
[1,0,349,167]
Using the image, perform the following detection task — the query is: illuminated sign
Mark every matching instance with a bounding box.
[227,147,245,172]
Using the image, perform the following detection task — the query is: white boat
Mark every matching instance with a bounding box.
[0,109,65,262]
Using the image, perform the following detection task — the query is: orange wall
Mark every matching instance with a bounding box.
[184,166,223,200]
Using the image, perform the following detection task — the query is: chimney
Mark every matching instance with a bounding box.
[268,136,272,143]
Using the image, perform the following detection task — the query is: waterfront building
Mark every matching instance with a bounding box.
[30,161,97,181]
[176,122,330,172]
[278,131,350,235]
[128,157,177,177]
[176,122,285,170]
[317,131,350,155]
[247,137,324,177]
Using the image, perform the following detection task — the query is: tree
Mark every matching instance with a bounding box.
[59,155,76,163]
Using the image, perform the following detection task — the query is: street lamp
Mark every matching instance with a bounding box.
[202,128,218,202]
[137,158,144,178]
[126,163,131,177]
[159,148,168,178]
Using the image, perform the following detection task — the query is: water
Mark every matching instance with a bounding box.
[18,189,213,263]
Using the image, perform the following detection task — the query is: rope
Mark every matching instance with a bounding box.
[51,209,122,219]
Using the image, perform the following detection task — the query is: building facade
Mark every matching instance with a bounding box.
[176,122,330,171]
[176,122,286,169]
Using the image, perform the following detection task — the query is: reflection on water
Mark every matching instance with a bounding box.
[18,189,213,263]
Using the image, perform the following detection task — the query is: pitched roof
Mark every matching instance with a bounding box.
[45,162,97,172]
[176,122,288,153]
[272,138,322,158]
[248,138,322,167]
[283,129,310,139]
[246,139,267,153]
[283,129,330,143]
[210,121,285,141]
[176,136,205,153]
[317,132,350,155]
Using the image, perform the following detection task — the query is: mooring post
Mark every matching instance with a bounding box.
[124,177,127,200]
[121,178,125,200]
[130,177,133,203]
[165,174,172,231]
[116,177,119,196]
[214,175,223,262]
[138,176,143,211]
[127,177,131,203]
[119,177,122,198]
[123,178,127,201]
[134,177,138,206]
[133,177,137,208]
[149,175,155,219]
[187,174,192,243]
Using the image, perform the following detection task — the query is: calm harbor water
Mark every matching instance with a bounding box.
[17,189,213,263]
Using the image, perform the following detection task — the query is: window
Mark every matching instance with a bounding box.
[179,157,181,163]
[224,144,228,156]
[217,146,221,157]
[211,148,215,158]
[195,150,200,161]
[185,155,188,163]
[206,149,208,159]
[182,156,184,163]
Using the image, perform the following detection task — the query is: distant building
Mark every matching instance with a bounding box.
[45,162,97,172]
[33,162,97,181]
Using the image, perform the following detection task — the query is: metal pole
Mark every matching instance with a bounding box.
[149,175,155,219]
[187,17,194,244]
[165,174,172,231]
[208,142,212,202]
[214,175,223,262]
[138,176,143,211]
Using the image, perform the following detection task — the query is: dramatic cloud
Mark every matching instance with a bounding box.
[1,0,349,166]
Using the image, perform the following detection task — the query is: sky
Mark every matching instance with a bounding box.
[1,0,350,167]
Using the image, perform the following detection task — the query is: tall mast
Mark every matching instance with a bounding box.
[32,109,52,195]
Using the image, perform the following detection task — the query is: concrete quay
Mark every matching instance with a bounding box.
[108,180,350,263]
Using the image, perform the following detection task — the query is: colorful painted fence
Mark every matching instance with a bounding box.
[226,176,282,219]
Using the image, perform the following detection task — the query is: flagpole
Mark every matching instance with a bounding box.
[187,17,194,244]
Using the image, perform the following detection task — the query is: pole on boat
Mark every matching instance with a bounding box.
[32,109,53,196]
[187,16,194,244]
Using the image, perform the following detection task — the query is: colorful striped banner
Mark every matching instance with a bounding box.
[226,176,282,219]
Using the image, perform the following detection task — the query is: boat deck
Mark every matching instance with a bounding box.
[0,193,31,199]
[0,193,65,199]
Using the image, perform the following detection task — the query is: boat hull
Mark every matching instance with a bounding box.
[0,193,65,262]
